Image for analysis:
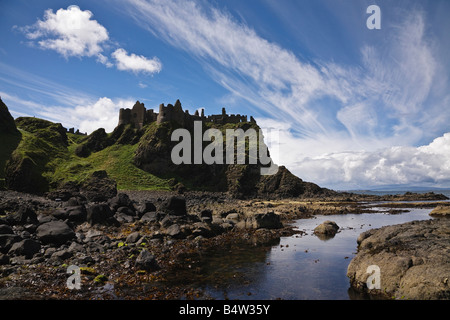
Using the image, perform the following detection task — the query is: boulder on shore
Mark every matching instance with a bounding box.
[159,196,187,216]
[347,219,450,300]
[247,212,283,229]
[314,220,339,237]
[36,220,75,245]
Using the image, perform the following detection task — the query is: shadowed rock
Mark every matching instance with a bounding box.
[135,249,159,271]
[36,221,75,245]
[8,239,41,259]
[159,196,187,216]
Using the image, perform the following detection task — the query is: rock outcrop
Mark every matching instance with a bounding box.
[1,98,334,199]
[430,206,450,217]
[347,218,450,300]
[314,220,339,238]
[0,98,18,135]
[134,118,334,198]
[4,117,68,194]
[0,99,21,189]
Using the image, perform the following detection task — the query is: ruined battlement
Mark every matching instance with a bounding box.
[118,99,254,129]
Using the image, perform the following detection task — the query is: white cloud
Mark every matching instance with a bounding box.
[122,0,448,142]
[0,63,136,134]
[96,53,114,68]
[284,132,450,190]
[112,48,162,74]
[19,5,160,74]
[2,91,134,135]
[21,5,109,60]
[124,0,328,134]
[71,97,135,133]
[37,97,135,134]
[0,62,94,108]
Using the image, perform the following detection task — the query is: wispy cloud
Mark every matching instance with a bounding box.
[121,0,450,188]
[123,0,330,136]
[0,63,134,134]
[0,62,93,107]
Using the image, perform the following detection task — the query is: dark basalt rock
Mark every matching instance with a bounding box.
[0,98,18,134]
[36,220,75,245]
[8,239,41,259]
[86,203,114,225]
[79,171,117,202]
[159,196,187,216]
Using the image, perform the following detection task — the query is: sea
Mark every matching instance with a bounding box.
[198,188,450,300]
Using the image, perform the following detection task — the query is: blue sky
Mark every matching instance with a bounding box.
[1,0,450,190]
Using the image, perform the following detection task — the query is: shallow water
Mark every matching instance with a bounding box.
[201,207,435,300]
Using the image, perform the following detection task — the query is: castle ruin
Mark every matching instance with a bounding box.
[118,99,255,129]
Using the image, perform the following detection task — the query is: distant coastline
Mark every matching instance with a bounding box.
[343,188,450,198]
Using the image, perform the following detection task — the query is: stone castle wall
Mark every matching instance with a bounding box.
[118,99,253,129]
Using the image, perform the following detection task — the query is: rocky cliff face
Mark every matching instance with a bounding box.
[5,117,68,194]
[0,99,333,198]
[133,120,332,198]
[0,100,21,189]
[0,98,18,135]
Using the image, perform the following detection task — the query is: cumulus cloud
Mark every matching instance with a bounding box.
[70,97,135,133]
[257,115,450,189]
[0,62,138,134]
[21,5,109,60]
[19,5,160,74]
[37,97,135,134]
[286,132,450,190]
[112,48,162,74]
[2,90,134,135]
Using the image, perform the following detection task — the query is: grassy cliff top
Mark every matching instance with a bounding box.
[3,115,262,193]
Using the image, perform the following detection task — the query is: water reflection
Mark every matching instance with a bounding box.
[201,208,434,300]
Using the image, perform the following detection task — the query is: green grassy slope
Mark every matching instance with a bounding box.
[51,140,170,191]
[2,116,171,193]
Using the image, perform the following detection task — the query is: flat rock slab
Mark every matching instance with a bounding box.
[430,205,450,217]
[347,218,450,300]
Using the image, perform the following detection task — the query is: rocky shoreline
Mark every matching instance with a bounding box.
[1,185,449,300]
[347,218,450,300]
[0,187,299,300]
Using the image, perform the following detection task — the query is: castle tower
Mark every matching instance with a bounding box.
[157,103,167,124]
[131,101,146,129]
[118,108,132,126]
